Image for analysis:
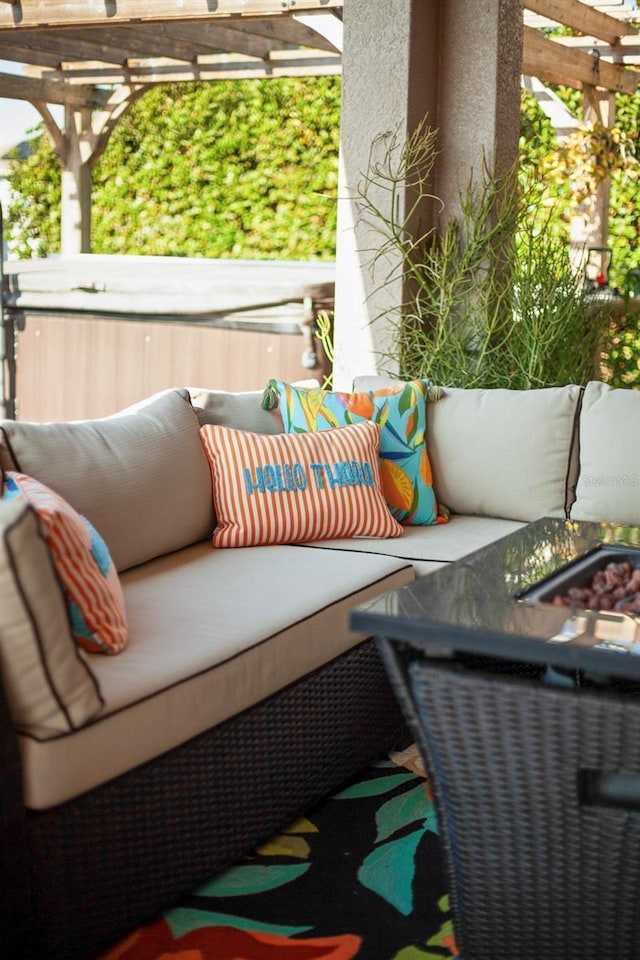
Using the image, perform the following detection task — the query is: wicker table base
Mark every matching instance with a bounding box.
[351,518,640,960]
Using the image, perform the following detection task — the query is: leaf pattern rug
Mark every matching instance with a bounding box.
[99,745,457,960]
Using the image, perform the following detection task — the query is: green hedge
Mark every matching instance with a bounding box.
[8,75,637,278]
[7,77,341,261]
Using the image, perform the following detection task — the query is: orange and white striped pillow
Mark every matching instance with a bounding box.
[199,420,403,548]
[3,472,127,654]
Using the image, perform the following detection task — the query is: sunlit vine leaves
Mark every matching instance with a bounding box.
[520,84,639,292]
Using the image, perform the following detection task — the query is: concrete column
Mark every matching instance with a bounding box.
[333,0,522,389]
[332,0,439,389]
[435,0,522,214]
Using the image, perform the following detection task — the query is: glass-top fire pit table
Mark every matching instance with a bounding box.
[351,517,640,960]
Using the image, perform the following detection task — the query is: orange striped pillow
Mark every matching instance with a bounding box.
[199,421,403,547]
[3,472,127,654]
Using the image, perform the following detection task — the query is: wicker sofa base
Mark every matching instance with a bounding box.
[2,638,408,960]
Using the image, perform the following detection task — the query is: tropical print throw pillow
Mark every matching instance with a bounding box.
[261,379,447,526]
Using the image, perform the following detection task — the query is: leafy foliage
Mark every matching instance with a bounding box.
[520,86,640,292]
[7,78,340,260]
[7,73,637,276]
[519,83,640,389]
[7,131,61,258]
[599,308,640,388]
[6,71,639,387]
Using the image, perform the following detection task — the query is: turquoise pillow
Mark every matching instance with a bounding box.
[262,379,446,526]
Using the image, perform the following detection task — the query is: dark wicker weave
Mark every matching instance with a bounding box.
[0,638,408,960]
[380,644,640,960]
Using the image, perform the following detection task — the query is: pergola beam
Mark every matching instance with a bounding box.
[23,51,341,87]
[219,15,342,53]
[555,33,640,61]
[523,25,638,91]
[151,22,287,60]
[67,26,199,64]
[524,0,637,44]
[0,41,66,68]
[0,70,110,106]
[0,29,129,65]
[0,0,342,30]
[0,22,292,68]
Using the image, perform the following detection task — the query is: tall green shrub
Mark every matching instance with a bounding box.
[7,77,341,261]
[519,85,640,388]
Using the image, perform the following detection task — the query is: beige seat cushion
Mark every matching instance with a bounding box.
[571,381,640,525]
[0,389,214,571]
[0,498,103,738]
[19,542,413,809]
[300,514,526,577]
[354,377,582,522]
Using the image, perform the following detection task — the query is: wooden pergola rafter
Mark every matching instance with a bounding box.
[0,0,344,252]
[0,0,637,254]
[0,0,636,103]
[522,0,639,118]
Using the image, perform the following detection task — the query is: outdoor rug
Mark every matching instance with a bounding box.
[99,744,458,960]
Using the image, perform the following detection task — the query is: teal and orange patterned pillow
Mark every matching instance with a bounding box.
[262,379,447,526]
[2,472,128,654]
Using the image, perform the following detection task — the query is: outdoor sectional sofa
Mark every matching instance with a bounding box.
[0,376,638,960]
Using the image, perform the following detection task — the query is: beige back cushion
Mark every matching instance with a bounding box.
[188,380,320,434]
[354,377,582,522]
[571,381,640,526]
[189,387,284,434]
[0,389,213,571]
[0,498,103,738]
